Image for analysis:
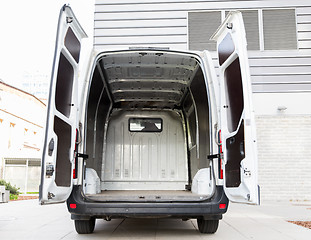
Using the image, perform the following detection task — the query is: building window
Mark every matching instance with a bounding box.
[188,8,297,51]
[188,11,222,51]
[227,10,260,50]
[263,9,297,50]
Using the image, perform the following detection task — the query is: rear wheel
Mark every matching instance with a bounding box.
[197,219,219,234]
[74,218,96,234]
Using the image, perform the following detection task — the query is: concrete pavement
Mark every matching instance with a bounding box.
[0,199,310,239]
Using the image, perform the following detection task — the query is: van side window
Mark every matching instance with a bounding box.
[218,33,235,66]
[218,33,244,133]
[224,58,244,133]
[54,116,72,187]
[129,118,162,132]
[64,27,81,63]
[55,53,74,118]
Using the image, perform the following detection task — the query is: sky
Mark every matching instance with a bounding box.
[0,0,94,91]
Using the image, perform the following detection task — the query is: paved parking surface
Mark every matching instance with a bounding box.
[0,199,310,239]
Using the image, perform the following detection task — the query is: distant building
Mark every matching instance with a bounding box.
[21,72,49,102]
[0,81,46,193]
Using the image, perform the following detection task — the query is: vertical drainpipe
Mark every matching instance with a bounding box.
[25,159,29,194]
[2,158,5,180]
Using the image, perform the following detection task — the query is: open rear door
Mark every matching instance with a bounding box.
[39,5,87,204]
[211,12,259,204]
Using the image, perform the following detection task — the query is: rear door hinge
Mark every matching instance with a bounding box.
[76,153,88,159]
[207,154,220,160]
[46,164,54,177]
[48,192,55,199]
[243,168,251,177]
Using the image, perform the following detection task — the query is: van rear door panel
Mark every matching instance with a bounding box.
[211,12,259,204]
[39,5,87,204]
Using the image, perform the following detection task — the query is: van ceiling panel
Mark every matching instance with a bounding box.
[99,51,199,108]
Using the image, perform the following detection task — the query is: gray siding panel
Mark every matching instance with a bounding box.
[212,51,311,93]
[251,75,311,84]
[297,8,311,49]
[296,14,311,23]
[249,52,311,93]
[95,1,311,12]
[94,35,187,45]
[94,19,187,29]
[94,11,185,20]
[252,83,311,93]
[94,2,189,49]
[95,0,311,93]
[94,27,187,36]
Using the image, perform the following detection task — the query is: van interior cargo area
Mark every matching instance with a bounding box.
[83,51,214,202]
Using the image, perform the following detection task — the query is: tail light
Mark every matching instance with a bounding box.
[218,130,223,179]
[73,168,76,179]
[69,203,77,209]
[219,203,226,209]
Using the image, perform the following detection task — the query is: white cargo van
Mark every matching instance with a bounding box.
[40,5,259,234]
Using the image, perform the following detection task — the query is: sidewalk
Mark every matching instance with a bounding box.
[0,199,310,239]
[215,201,311,240]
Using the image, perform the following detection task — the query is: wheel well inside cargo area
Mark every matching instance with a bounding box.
[83,50,213,197]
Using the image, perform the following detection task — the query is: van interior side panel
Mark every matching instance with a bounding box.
[182,68,210,183]
[85,66,112,177]
[183,93,198,181]
[190,68,211,174]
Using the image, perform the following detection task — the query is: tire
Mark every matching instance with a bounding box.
[74,218,96,234]
[197,219,219,234]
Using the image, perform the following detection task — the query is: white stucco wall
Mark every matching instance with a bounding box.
[0,82,45,192]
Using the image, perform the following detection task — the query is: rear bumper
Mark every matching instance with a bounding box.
[67,185,229,220]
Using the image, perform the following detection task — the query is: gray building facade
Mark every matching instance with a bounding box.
[93,0,311,201]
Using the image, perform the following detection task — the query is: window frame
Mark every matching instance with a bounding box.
[128,118,163,133]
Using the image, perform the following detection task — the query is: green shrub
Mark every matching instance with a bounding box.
[10,194,19,200]
[0,179,20,195]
